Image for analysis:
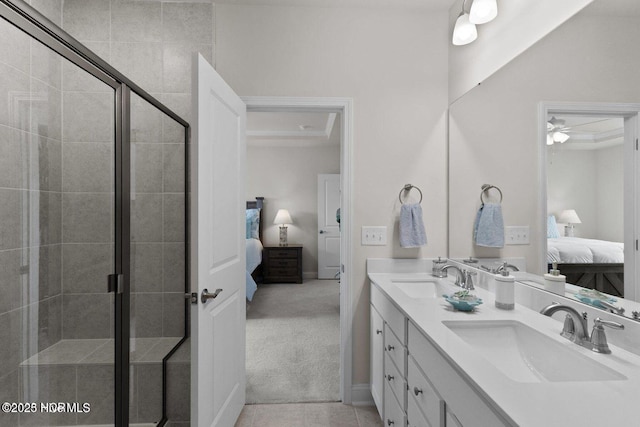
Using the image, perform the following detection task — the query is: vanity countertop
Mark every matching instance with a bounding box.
[368,270,640,427]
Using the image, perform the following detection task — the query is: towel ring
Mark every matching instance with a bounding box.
[399,184,423,204]
[480,184,502,204]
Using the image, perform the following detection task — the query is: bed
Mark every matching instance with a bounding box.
[246,197,264,301]
[547,237,624,297]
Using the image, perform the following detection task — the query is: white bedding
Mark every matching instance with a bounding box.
[547,237,624,264]
[246,238,263,301]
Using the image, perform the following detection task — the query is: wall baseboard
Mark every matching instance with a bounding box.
[350,383,374,406]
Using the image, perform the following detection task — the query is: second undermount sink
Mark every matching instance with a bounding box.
[391,278,457,299]
[443,320,627,383]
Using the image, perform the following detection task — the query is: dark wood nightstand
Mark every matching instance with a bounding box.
[262,245,303,284]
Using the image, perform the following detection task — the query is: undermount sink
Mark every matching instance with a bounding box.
[442,320,627,383]
[391,279,457,299]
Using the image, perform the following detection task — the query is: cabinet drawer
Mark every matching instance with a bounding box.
[384,352,406,410]
[384,379,406,427]
[371,284,406,343]
[407,393,431,427]
[267,248,298,258]
[268,258,298,268]
[384,323,406,375]
[266,267,297,276]
[408,355,443,426]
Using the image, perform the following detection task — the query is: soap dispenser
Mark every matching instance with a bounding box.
[494,262,515,310]
[544,262,566,296]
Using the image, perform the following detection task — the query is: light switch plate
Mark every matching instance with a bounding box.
[505,226,530,245]
[362,226,387,246]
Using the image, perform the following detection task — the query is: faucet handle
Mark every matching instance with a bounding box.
[599,300,625,316]
[590,317,624,354]
[560,314,576,340]
[463,270,476,290]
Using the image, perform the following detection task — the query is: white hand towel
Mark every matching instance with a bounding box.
[399,203,427,248]
[473,202,505,248]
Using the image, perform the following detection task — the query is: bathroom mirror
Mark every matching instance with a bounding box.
[448,0,640,305]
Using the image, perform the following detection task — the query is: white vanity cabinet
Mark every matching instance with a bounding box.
[370,305,384,412]
[408,322,510,427]
[371,284,407,426]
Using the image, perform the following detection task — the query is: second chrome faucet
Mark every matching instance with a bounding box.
[540,302,624,354]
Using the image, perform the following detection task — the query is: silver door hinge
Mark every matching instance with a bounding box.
[185,293,198,304]
[636,138,638,150]
[636,240,638,251]
[107,274,123,294]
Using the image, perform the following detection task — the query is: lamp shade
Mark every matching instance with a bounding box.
[558,209,581,224]
[452,12,477,46]
[469,0,498,24]
[273,209,293,225]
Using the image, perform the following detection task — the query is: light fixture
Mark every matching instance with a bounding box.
[452,0,477,46]
[274,209,293,246]
[557,209,581,237]
[470,0,498,25]
[552,131,570,144]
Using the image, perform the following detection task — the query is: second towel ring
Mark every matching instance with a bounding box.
[399,184,423,204]
[480,184,502,204]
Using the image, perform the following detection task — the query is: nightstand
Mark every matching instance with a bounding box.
[262,245,303,284]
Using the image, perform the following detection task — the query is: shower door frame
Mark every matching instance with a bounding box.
[0,1,191,426]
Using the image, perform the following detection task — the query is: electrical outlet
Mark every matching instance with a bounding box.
[362,226,387,246]
[505,226,530,245]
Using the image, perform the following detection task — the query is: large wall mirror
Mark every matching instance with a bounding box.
[448,0,640,303]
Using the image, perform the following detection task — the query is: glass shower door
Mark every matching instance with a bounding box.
[0,13,118,427]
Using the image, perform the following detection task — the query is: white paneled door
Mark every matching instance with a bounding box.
[317,174,341,279]
[191,54,246,427]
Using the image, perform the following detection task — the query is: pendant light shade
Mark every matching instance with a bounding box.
[469,0,498,25]
[452,11,477,46]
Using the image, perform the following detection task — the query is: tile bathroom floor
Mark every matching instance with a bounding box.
[235,403,383,427]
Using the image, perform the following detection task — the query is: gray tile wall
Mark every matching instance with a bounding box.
[0,2,65,426]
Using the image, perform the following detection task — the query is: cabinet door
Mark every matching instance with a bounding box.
[370,304,385,416]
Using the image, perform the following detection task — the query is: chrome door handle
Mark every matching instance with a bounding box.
[376,329,382,335]
[201,288,222,303]
[414,387,423,396]
[319,230,325,234]
[387,345,394,351]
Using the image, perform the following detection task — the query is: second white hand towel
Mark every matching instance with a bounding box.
[399,203,427,248]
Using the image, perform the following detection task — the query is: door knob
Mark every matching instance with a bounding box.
[201,288,222,303]
[319,230,325,234]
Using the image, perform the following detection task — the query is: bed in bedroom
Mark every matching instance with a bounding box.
[246,197,264,301]
[547,237,624,297]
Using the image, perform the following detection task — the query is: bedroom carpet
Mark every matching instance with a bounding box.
[246,279,340,404]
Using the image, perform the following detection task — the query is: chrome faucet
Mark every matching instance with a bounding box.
[496,262,520,273]
[540,302,590,345]
[435,264,475,290]
[540,302,624,354]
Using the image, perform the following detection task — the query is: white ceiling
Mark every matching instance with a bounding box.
[247,111,340,147]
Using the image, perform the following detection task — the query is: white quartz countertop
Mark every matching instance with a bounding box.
[368,271,640,427]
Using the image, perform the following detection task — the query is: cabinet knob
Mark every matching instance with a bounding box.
[376,329,382,335]
[414,387,423,396]
[386,374,394,381]
[387,420,394,426]
[387,344,394,351]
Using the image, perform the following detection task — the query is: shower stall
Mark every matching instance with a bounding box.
[0,1,189,425]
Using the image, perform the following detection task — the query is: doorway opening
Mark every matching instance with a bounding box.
[242,97,353,404]
[539,102,640,301]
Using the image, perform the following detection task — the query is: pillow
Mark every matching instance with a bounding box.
[547,215,561,238]
[246,209,260,239]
